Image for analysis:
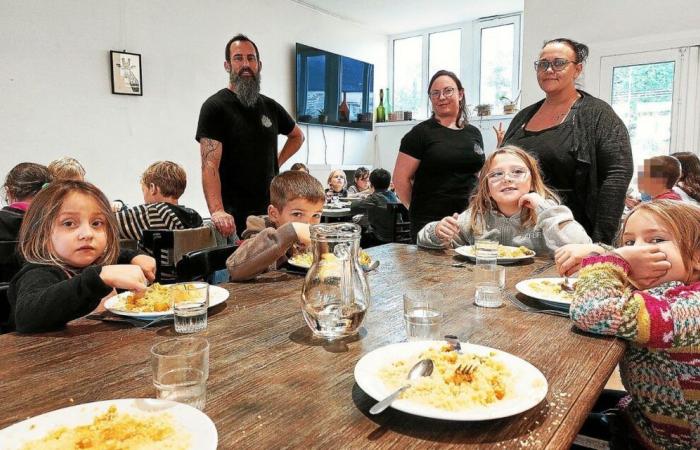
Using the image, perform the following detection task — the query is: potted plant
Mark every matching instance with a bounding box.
[475,104,492,117]
[318,109,328,124]
[500,91,521,115]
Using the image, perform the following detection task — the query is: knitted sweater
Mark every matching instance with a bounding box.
[416,200,591,254]
[571,254,700,449]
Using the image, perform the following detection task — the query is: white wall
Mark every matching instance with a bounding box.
[520,0,700,105]
[0,0,387,214]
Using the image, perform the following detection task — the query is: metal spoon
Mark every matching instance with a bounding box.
[362,260,380,273]
[369,359,433,414]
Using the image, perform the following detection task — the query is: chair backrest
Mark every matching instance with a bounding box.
[0,282,9,334]
[176,245,237,283]
[142,227,217,283]
[0,241,21,283]
[387,203,411,244]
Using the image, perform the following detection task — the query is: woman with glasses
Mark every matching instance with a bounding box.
[394,70,485,242]
[416,145,590,252]
[497,38,632,245]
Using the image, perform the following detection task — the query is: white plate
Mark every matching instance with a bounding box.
[354,341,548,421]
[454,245,535,264]
[104,285,229,319]
[287,253,374,271]
[0,398,217,450]
[515,277,577,309]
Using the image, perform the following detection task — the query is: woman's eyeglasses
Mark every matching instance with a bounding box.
[534,58,575,72]
[486,167,530,184]
[429,87,456,99]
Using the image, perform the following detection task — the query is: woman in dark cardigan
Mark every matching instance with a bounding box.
[497,38,632,244]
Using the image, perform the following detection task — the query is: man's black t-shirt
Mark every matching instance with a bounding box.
[399,118,484,238]
[195,89,295,223]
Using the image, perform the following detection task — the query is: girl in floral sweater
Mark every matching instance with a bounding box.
[571,200,700,449]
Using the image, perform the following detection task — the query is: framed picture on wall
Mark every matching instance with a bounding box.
[110,50,142,95]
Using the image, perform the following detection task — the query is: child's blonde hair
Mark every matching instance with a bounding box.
[270,170,325,211]
[47,156,86,181]
[141,161,187,198]
[622,200,700,282]
[18,180,119,271]
[468,145,559,236]
[327,169,347,188]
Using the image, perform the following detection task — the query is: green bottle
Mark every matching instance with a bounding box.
[376,89,386,123]
[385,88,392,114]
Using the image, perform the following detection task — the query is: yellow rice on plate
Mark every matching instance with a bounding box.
[379,345,511,410]
[20,405,189,450]
[114,283,205,313]
[527,279,575,302]
[288,251,372,269]
[466,245,534,258]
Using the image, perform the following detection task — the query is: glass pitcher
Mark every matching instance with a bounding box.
[300,223,370,340]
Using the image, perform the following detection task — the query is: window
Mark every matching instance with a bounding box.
[389,14,520,122]
[429,30,461,82]
[393,36,423,119]
[474,16,521,115]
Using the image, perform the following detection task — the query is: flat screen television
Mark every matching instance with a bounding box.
[295,43,374,131]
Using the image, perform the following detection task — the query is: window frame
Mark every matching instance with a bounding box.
[388,13,521,121]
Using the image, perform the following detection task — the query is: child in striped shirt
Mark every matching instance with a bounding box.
[571,200,700,449]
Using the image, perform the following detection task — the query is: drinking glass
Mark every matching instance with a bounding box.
[151,337,209,410]
[403,290,443,341]
[474,238,498,266]
[474,265,506,308]
[172,282,209,334]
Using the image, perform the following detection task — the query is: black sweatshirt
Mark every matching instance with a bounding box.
[6,250,139,333]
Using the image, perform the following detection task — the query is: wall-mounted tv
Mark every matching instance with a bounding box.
[295,43,374,131]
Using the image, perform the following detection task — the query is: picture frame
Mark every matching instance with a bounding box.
[110,50,142,95]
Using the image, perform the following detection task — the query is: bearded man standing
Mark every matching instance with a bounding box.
[196,34,304,237]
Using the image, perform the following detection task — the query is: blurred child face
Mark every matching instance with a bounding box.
[51,192,108,268]
[622,210,694,288]
[329,172,346,191]
[486,154,532,209]
[638,163,668,197]
[269,198,324,227]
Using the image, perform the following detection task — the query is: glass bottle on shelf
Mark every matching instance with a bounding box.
[376,89,386,123]
[385,88,392,115]
[338,91,350,122]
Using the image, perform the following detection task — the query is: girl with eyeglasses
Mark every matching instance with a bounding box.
[417,145,591,253]
[394,70,485,243]
[496,38,633,246]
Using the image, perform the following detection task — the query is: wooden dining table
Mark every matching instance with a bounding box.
[0,243,625,449]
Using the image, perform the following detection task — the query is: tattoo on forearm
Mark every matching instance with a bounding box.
[200,138,220,170]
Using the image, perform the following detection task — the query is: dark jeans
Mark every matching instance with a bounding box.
[575,390,646,450]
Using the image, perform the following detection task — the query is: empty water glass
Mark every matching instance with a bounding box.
[475,238,498,266]
[172,282,209,334]
[151,337,209,410]
[403,290,443,341]
[474,265,506,308]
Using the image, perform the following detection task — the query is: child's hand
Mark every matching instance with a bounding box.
[292,222,311,248]
[612,245,671,288]
[555,243,606,276]
[518,192,545,210]
[131,254,156,282]
[100,265,148,292]
[435,213,460,245]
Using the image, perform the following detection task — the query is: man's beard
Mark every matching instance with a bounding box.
[230,68,261,108]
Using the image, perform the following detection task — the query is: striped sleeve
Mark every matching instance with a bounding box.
[571,254,700,349]
[115,204,152,240]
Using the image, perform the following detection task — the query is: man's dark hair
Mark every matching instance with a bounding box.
[369,168,391,191]
[225,34,260,62]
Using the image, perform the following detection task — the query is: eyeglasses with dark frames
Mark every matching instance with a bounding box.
[534,58,575,72]
[429,87,456,99]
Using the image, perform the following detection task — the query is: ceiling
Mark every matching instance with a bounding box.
[290,0,524,35]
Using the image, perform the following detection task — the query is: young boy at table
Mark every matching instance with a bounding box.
[638,155,682,201]
[227,170,325,281]
[350,168,400,246]
[115,161,203,279]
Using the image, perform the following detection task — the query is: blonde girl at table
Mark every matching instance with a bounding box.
[325,169,348,202]
[570,200,700,449]
[6,180,155,333]
[417,145,591,253]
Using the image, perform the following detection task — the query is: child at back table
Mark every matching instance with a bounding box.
[417,145,591,253]
[570,200,700,449]
[227,170,325,281]
[7,180,156,333]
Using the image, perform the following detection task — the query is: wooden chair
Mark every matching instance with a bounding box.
[176,245,237,283]
[142,227,217,283]
[386,203,411,244]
